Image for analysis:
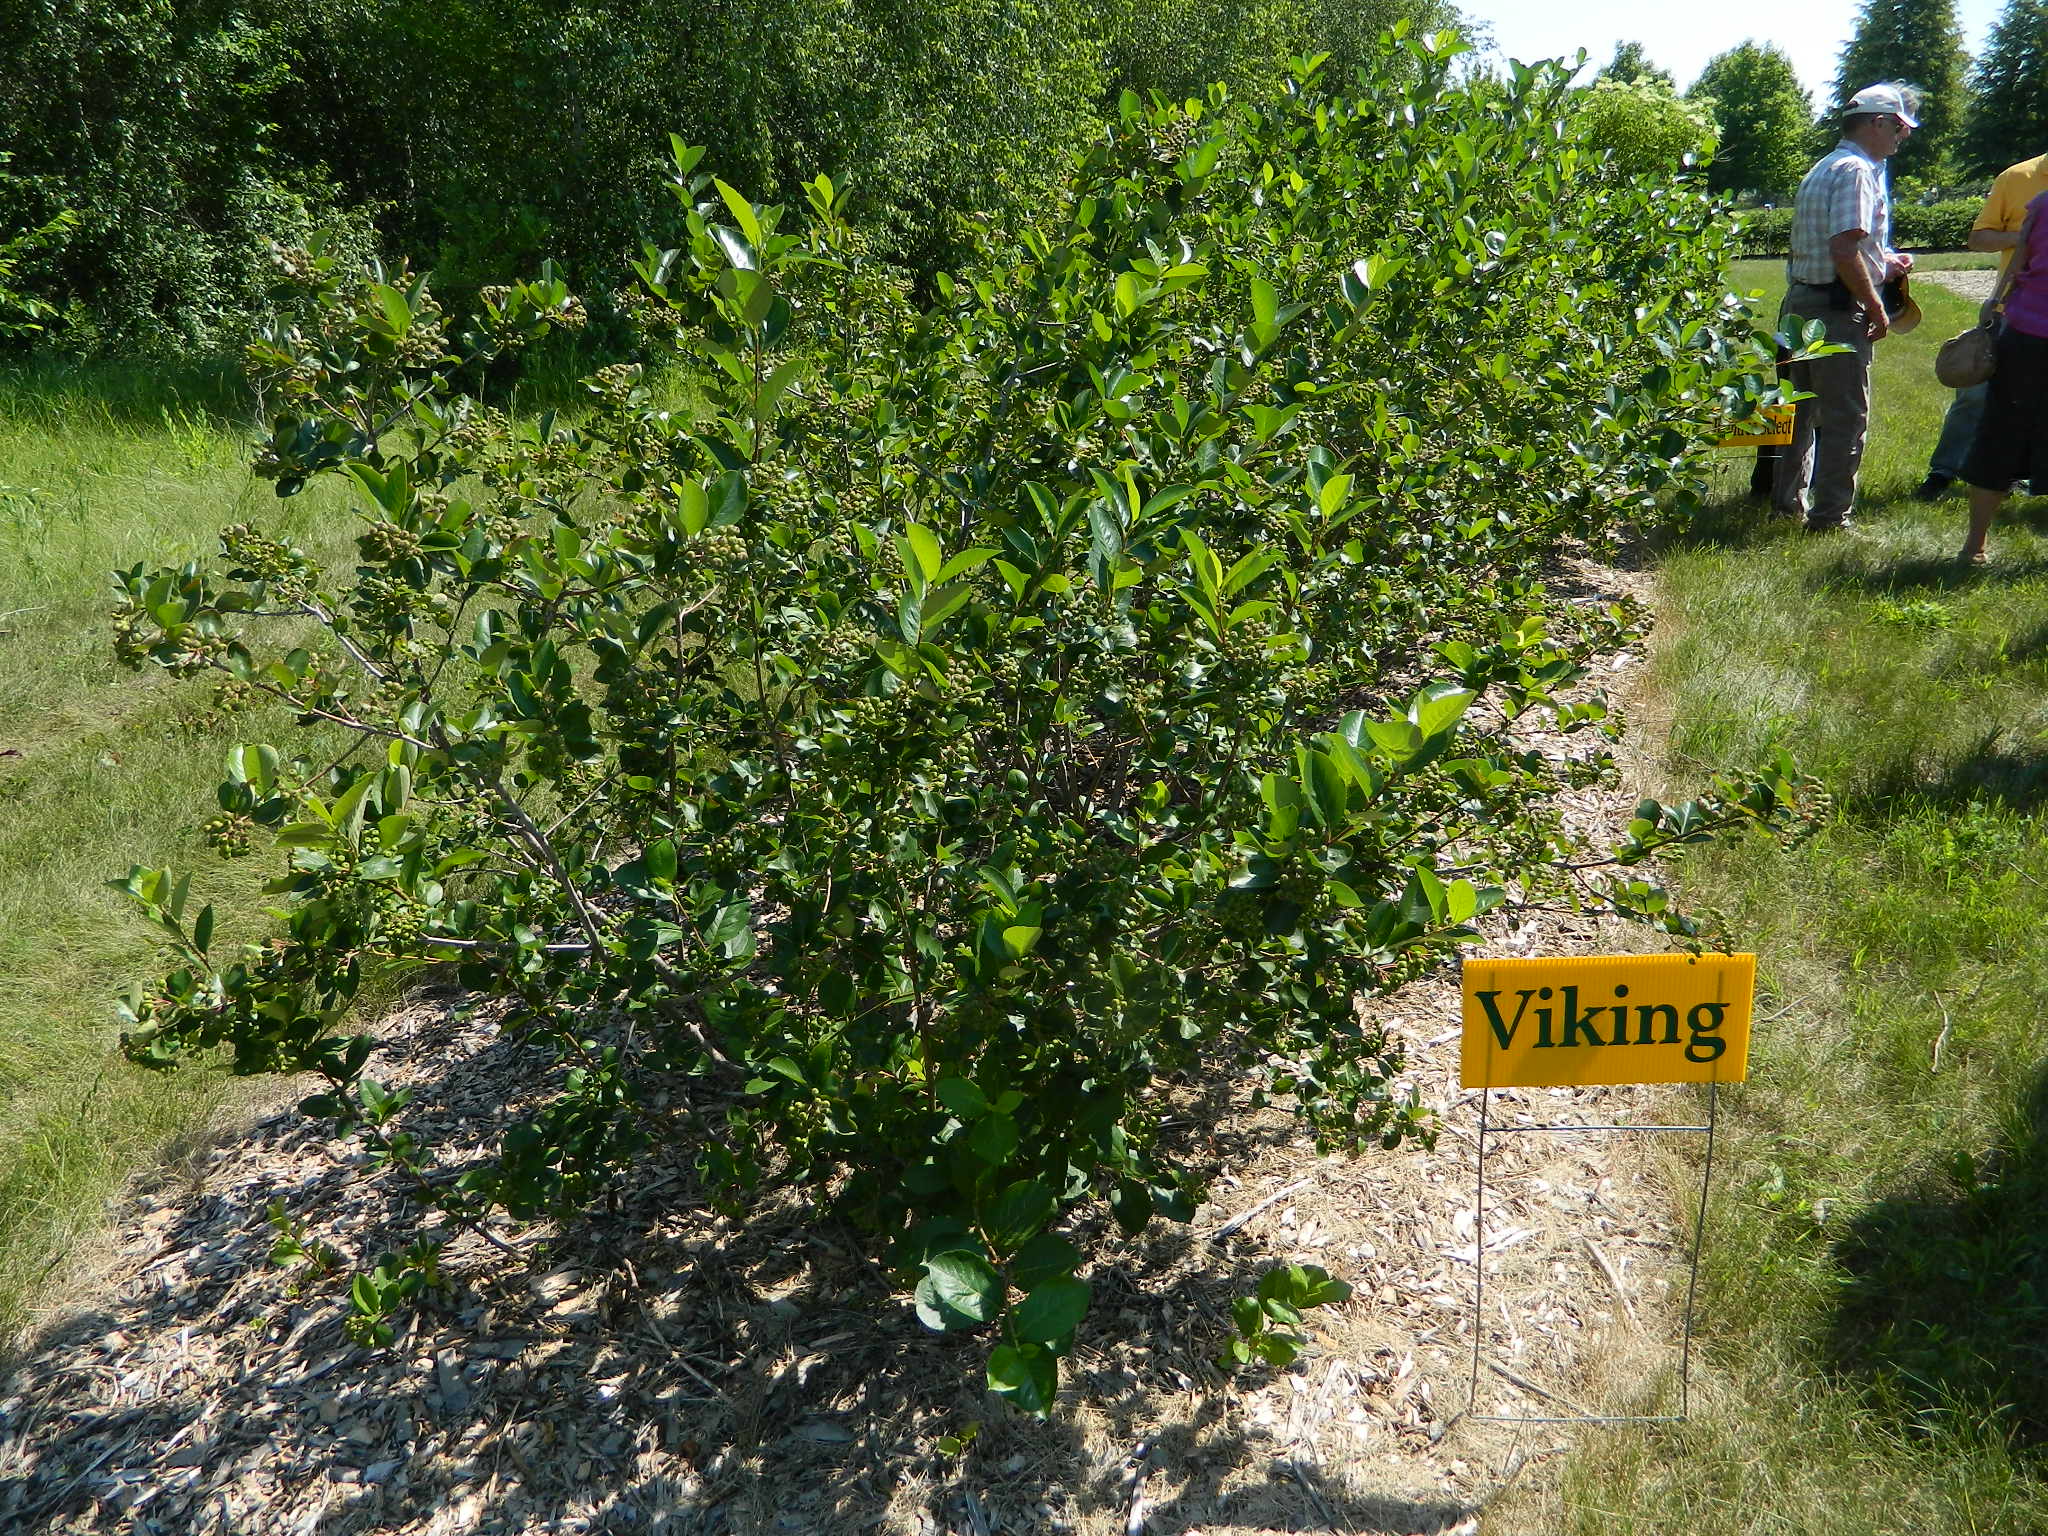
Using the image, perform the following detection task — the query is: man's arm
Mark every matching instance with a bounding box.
[1828,227,1888,338]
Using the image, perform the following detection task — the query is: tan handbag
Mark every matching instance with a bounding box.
[1936,324,1998,389]
[1936,211,2033,390]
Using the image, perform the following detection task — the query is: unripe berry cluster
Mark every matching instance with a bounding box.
[202,812,257,857]
[357,521,422,563]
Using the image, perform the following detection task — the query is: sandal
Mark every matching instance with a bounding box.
[1959,547,1989,566]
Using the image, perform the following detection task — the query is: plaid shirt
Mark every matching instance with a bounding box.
[1787,140,1893,292]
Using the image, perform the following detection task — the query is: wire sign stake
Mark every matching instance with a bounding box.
[1459,952,1755,1426]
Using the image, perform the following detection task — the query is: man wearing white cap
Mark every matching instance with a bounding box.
[1774,82,1920,531]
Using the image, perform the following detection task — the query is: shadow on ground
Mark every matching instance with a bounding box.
[1809,546,2048,595]
[1836,725,2048,819]
[1642,482,1797,556]
[1824,1063,2048,1456]
[1644,478,1945,559]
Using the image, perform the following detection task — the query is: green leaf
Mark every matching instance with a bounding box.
[1412,683,1475,739]
[919,582,973,636]
[1400,866,1443,929]
[1364,717,1424,760]
[1446,879,1479,923]
[1296,747,1349,829]
[676,479,710,535]
[983,1179,1056,1253]
[668,135,705,176]
[936,1077,989,1120]
[1109,1179,1154,1236]
[1303,1272,1352,1307]
[713,178,765,250]
[1180,526,1222,597]
[1220,546,1278,597]
[1181,135,1224,180]
[1250,277,1279,330]
[231,743,279,793]
[1255,1333,1300,1367]
[970,1113,1020,1166]
[935,547,997,584]
[1012,1232,1082,1290]
[916,1252,1005,1330]
[710,225,756,272]
[987,1341,1059,1414]
[705,901,752,956]
[903,523,943,584]
[708,470,748,528]
[1014,1276,1091,1344]
[1000,925,1042,959]
[372,284,411,333]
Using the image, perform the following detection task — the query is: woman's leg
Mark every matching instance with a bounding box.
[1961,483,2002,563]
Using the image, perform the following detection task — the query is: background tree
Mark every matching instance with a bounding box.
[1574,78,1718,176]
[0,0,1465,354]
[1691,41,1814,200]
[0,0,375,353]
[1963,0,2048,179]
[1599,40,1676,90]
[1825,0,1971,181]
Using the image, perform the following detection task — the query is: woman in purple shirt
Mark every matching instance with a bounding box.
[1960,190,2048,563]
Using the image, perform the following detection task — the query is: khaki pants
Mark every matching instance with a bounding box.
[1774,289,1874,527]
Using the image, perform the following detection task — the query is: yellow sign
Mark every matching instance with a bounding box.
[1461,953,1754,1089]
[1717,403,1794,448]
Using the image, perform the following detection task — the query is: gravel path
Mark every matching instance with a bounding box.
[1918,267,1998,303]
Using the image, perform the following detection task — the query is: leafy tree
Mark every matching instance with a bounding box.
[1963,0,2048,180]
[0,156,78,340]
[110,43,1810,1404]
[1691,41,1814,199]
[1599,40,1675,90]
[1575,79,1719,176]
[0,0,1467,353]
[1825,0,1971,180]
[0,0,374,353]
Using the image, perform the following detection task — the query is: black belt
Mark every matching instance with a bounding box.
[1790,276,1908,317]
[1788,278,1858,308]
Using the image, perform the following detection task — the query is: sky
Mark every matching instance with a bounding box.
[1451,1,2004,104]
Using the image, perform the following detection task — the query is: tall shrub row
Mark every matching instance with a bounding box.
[109,39,1808,1404]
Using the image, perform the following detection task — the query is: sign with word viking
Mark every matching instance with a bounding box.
[1460,953,1755,1089]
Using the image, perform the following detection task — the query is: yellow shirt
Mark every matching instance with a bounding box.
[1976,153,2048,272]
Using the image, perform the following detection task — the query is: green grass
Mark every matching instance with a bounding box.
[0,359,359,1346]
[1527,267,2048,1530]
[0,351,708,1349]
